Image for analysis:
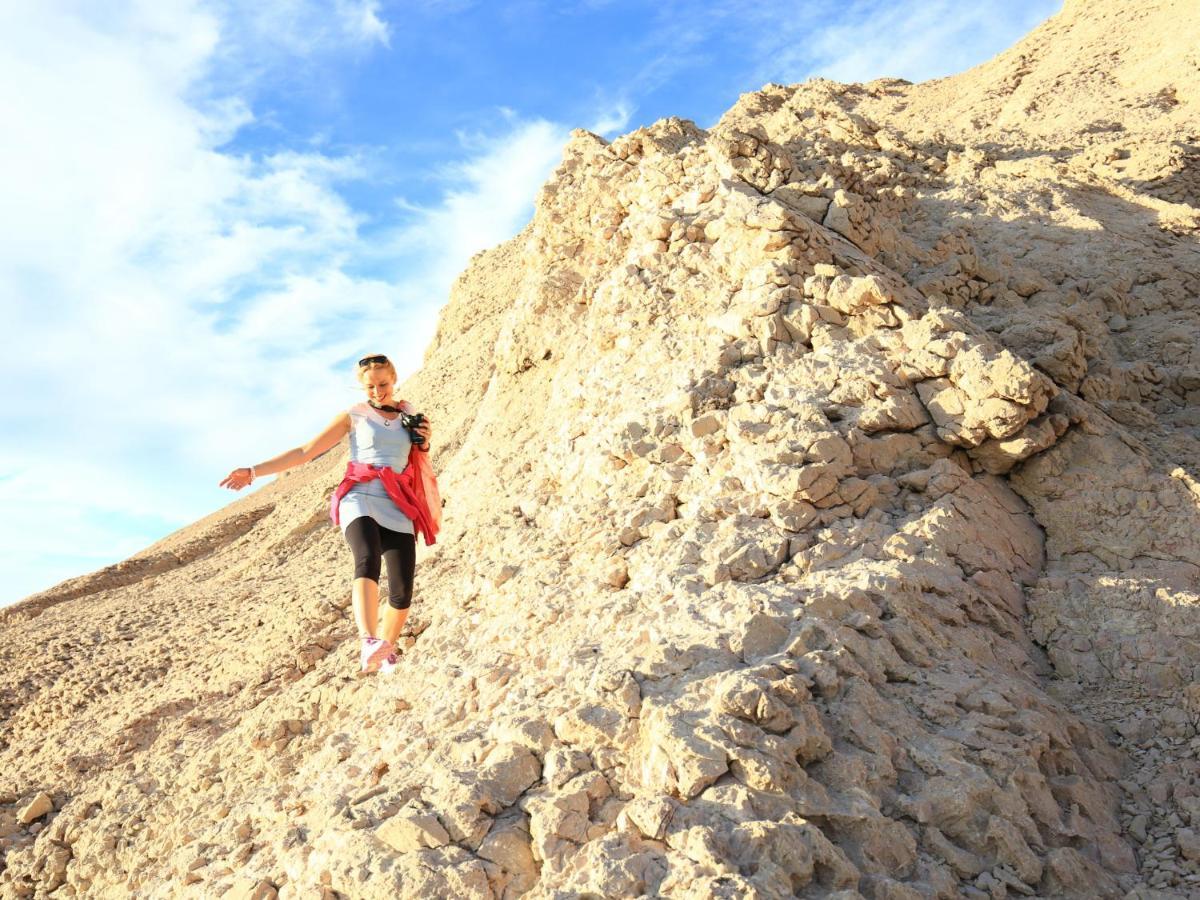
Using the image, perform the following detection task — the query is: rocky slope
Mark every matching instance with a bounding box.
[3,0,1199,897]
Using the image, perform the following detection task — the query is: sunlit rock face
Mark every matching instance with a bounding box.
[2,0,1199,897]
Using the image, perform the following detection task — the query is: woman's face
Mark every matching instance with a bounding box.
[361,369,395,406]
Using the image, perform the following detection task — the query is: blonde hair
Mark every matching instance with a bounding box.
[356,354,397,384]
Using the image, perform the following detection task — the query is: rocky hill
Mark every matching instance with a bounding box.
[3,0,1199,897]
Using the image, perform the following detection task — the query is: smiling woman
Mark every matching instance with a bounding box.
[221,354,440,675]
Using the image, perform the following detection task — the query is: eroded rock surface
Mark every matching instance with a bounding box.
[3,0,1199,897]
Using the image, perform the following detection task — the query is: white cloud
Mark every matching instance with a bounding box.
[220,0,392,56]
[438,119,567,247]
[387,116,568,296]
[595,0,1058,120]
[337,0,392,47]
[588,101,633,136]
[748,0,1061,86]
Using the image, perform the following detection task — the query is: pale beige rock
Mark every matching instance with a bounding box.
[733,613,790,662]
[394,846,492,899]
[376,805,451,853]
[4,2,1200,897]
[479,743,543,807]
[222,878,278,900]
[1178,828,1200,862]
[476,812,537,895]
[631,705,729,800]
[17,793,53,825]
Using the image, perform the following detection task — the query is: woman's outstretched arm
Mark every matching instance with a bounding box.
[220,412,351,491]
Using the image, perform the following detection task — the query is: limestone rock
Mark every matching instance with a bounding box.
[4,2,1200,898]
[376,804,451,853]
[1177,827,1200,862]
[477,812,537,895]
[222,878,278,900]
[17,792,53,825]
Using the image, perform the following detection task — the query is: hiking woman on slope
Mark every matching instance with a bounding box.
[220,354,441,675]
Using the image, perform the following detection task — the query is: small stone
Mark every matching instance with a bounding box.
[603,558,629,589]
[1131,814,1150,842]
[737,613,790,661]
[223,878,278,900]
[1179,828,1200,861]
[493,564,519,588]
[690,413,723,438]
[993,865,1036,896]
[18,792,53,825]
[351,786,387,805]
[377,809,451,852]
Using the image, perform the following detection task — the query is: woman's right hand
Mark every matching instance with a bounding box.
[217,413,348,492]
[220,467,254,491]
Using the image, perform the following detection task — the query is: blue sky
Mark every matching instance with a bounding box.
[0,0,1059,605]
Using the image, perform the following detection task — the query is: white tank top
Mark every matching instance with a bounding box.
[338,401,415,534]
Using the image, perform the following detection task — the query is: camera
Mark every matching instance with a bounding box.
[400,411,426,446]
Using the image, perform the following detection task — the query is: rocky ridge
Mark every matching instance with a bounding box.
[2,0,1199,897]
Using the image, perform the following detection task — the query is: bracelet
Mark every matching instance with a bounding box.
[249,466,257,482]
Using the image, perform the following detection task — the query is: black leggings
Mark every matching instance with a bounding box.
[344,517,416,610]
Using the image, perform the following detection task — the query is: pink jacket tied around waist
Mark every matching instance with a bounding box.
[330,449,441,546]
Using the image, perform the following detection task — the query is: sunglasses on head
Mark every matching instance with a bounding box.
[358,354,389,367]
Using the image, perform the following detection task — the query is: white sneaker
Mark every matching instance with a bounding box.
[359,637,392,673]
[379,651,401,675]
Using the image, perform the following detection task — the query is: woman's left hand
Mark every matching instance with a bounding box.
[416,416,433,450]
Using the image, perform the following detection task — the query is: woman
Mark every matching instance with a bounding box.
[220,354,440,675]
